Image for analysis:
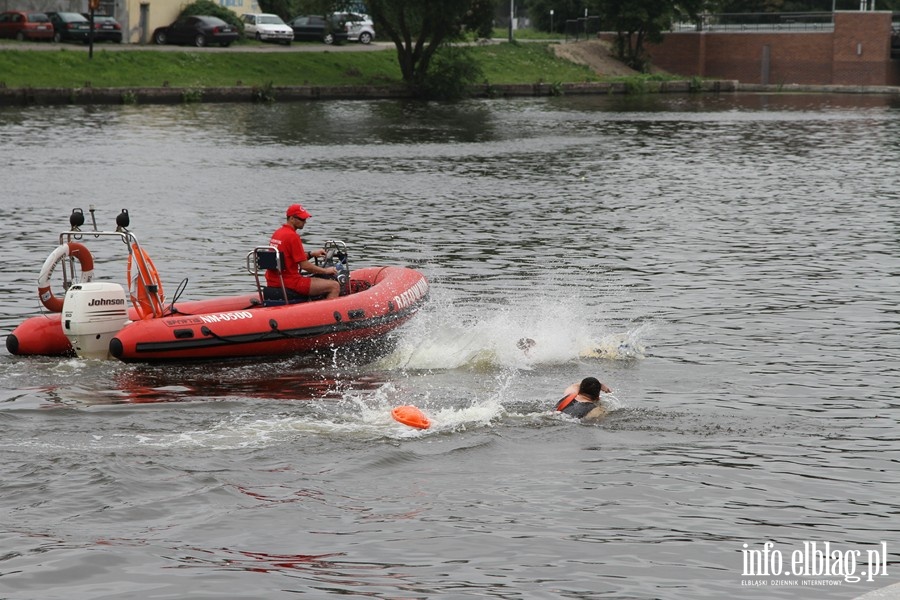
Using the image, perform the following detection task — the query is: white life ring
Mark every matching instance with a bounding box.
[37,242,94,312]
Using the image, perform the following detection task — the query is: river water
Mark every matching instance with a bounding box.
[1,93,898,599]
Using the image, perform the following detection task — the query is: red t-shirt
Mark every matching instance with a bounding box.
[265,224,309,293]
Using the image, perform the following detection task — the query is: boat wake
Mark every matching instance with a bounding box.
[128,385,509,449]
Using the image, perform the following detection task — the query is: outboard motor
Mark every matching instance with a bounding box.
[62,282,129,359]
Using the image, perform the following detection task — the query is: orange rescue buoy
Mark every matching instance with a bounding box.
[126,244,165,320]
[391,405,430,430]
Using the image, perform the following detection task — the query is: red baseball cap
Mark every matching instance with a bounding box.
[286,204,312,220]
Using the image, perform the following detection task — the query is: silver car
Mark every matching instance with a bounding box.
[338,12,374,44]
[241,13,293,45]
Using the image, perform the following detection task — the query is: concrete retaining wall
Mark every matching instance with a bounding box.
[0,80,742,106]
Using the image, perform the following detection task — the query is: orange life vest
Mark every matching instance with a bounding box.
[555,392,578,412]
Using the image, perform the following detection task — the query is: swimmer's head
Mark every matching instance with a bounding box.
[579,377,602,401]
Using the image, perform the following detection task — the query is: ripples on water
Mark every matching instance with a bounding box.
[1,93,899,599]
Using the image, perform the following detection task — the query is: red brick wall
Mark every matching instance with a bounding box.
[832,12,892,85]
[601,11,897,86]
[700,32,834,84]
[641,34,704,76]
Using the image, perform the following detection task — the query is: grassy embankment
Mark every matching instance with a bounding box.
[0,40,609,90]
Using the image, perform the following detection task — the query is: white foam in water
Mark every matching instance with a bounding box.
[578,325,650,360]
[136,376,514,449]
[377,285,650,372]
[348,380,507,435]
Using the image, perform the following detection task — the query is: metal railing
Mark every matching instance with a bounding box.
[566,11,895,39]
[690,12,835,32]
[565,16,601,42]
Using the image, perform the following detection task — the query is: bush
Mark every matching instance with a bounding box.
[181,0,244,34]
[419,45,484,101]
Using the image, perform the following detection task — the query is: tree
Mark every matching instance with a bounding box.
[591,0,706,71]
[257,0,360,23]
[712,0,784,10]
[181,0,245,32]
[257,0,297,21]
[366,0,495,87]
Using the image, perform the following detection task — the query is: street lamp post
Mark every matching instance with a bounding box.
[550,9,554,36]
[509,0,514,42]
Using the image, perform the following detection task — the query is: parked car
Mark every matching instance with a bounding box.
[46,11,91,43]
[287,14,348,45]
[82,14,123,43]
[241,13,293,45]
[152,15,238,47]
[336,12,374,44]
[0,11,54,41]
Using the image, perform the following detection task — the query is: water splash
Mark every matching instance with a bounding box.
[578,325,650,360]
[376,285,650,372]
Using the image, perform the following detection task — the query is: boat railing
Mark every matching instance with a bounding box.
[53,207,164,316]
[58,229,136,249]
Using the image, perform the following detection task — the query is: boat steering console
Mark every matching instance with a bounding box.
[314,240,350,296]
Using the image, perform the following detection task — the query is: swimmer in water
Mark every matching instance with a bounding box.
[517,337,536,356]
[554,376,612,421]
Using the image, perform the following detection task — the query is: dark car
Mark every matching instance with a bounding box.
[287,15,348,44]
[82,14,123,43]
[47,12,91,43]
[152,15,238,47]
[0,11,54,41]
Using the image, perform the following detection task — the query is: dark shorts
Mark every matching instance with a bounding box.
[560,400,596,419]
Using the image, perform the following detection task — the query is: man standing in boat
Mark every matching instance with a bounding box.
[266,204,340,300]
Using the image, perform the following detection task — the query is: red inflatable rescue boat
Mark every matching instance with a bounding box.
[6,208,429,363]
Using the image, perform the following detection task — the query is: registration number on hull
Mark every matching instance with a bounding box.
[164,311,253,327]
